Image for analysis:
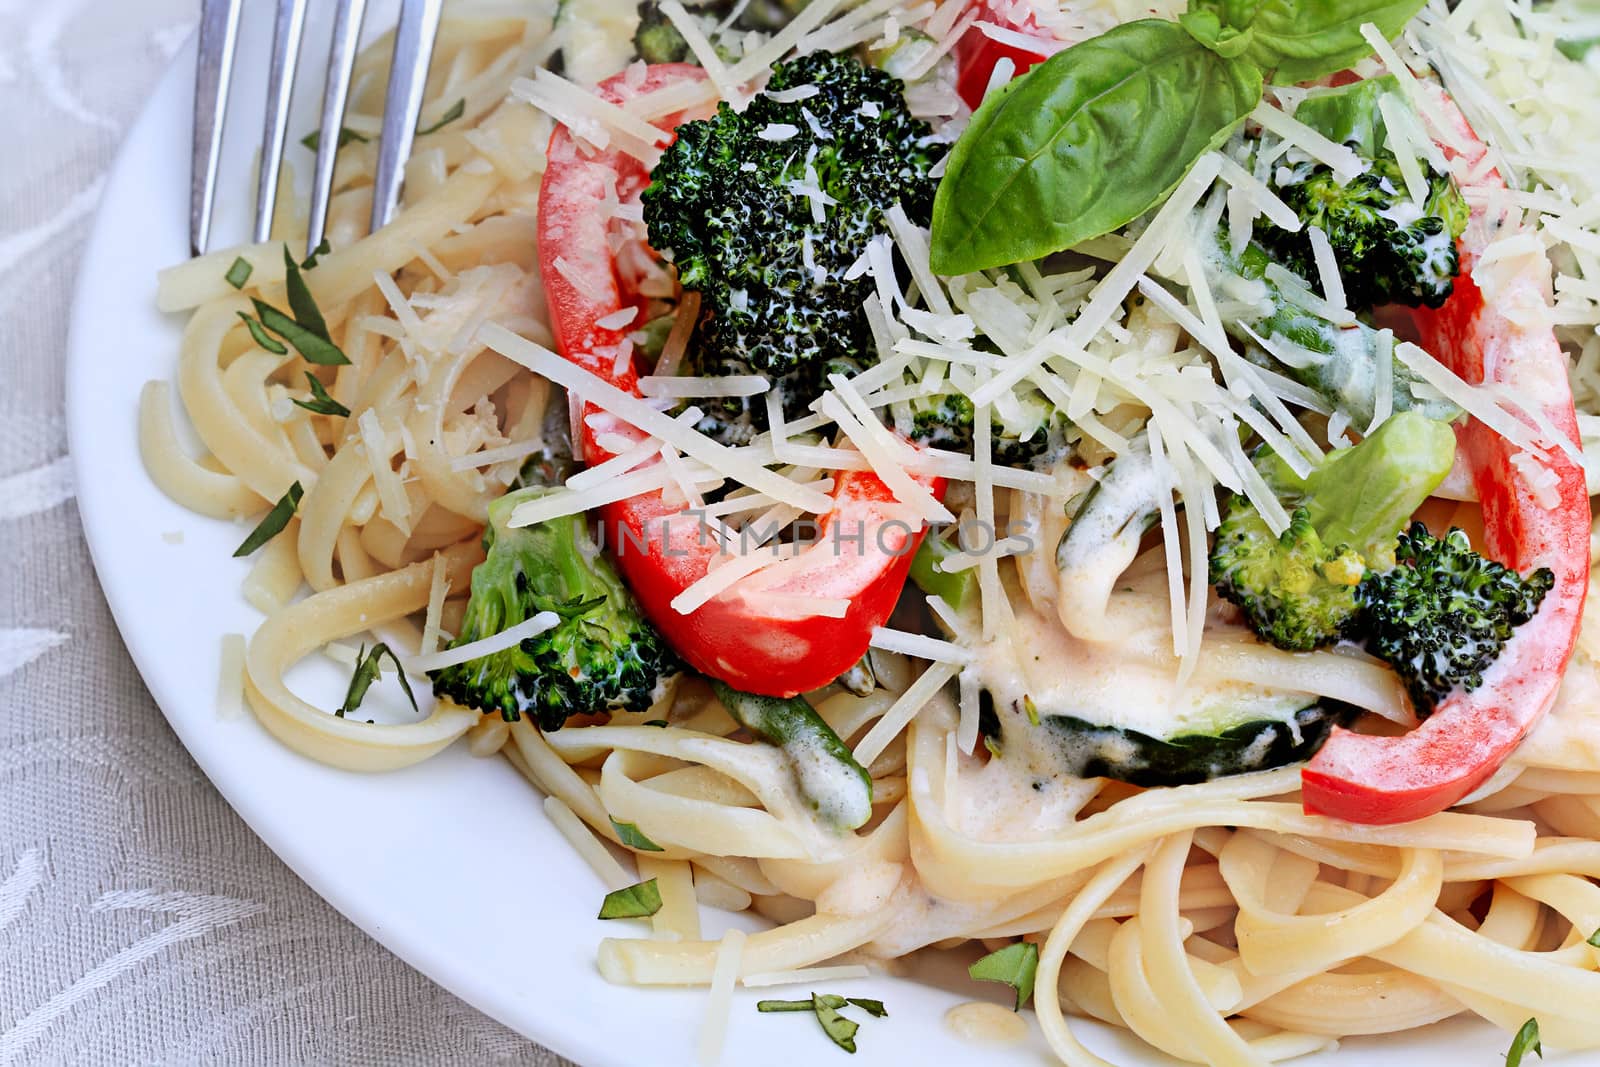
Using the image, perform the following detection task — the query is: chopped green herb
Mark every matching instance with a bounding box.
[982,735,1002,758]
[417,98,466,136]
[610,817,665,852]
[598,878,663,919]
[811,995,859,1054]
[236,311,288,355]
[969,941,1039,1011]
[1587,927,1600,948]
[292,372,350,417]
[300,126,369,152]
[1023,695,1040,727]
[756,999,818,1013]
[1506,1018,1542,1066]
[300,237,331,271]
[225,256,254,289]
[845,998,887,1018]
[233,481,303,557]
[643,719,670,727]
[251,299,349,365]
[282,245,331,340]
[337,642,417,718]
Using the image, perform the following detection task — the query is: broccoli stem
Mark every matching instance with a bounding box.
[710,680,873,830]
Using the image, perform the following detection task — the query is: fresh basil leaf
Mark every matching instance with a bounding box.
[417,98,466,136]
[1506,1018,1542,1066]
[610,817,665,852]
[1291,75,1403,158]
[1221,0,1429,84]
[301,126,369,152]
[811,995,859,1053]
[968,941,1039,1011]
[1588,927,1600,948]
[337,642,418,718]
[292,372,350,417]
[282,245,331,340]
[930,19,1261,274]
[252,299,349,365]
[845,998,887,1018]
[301,238,331,271]
[598,878,663,919]
[1179,10,1255,58]
[225,256,254,289]
[233,481,303,557]
[237,311,288,355]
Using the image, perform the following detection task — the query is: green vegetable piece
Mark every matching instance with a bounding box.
[845,997,887,1018]
[1358,524,1554,716]
[1197,0,1429,84]
[236,311,288,355]
[642,719,670,728]
[225,256,254,289]
[417,98,465,136]
[909,534,977,610]
[251,299,349,365]
[1557,36,1600,62]
[930,19,1261,274]
[233,481,303,557]
[301,126,369,152]
[610,817,665,852]
[598,878,664,919]
[282,245,331,343]
[292,372,350,417]
[1178,9,1256,59]
[300,238,331,271]
[430,486,679,728]
[968,941,1039,1011]
[338,643,418,718]
[710,680,873,831]
[1588,927,1600,948]
[1292,75,1400,158]
[1505,1017,1542,1066]
[756,999,820,1013]
[811,995,859,1053]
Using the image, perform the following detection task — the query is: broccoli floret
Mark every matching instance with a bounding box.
[642,50,942,378]
[1212,505,1367,652]
[907,392,1071,470]
[1259,157,1468,311]
[1357,524,1554,716]
[430,487,679,729]
[633,3,693,64]
[1210,410,1457,651]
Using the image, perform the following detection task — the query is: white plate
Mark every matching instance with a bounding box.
[66,17,1544,1067]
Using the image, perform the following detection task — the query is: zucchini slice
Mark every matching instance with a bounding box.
[980,694,1357,787]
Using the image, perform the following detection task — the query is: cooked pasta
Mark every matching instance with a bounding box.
[143,2,1600,1064]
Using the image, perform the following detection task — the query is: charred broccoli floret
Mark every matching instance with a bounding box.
[642,50,942,378]
[430,487,679,729]
[1259,158,1468,311]
[1210,410,1457,651]
[907,392,1071,470]
[1357,524,1554,716]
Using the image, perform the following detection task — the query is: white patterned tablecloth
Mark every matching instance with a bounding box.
[0,4,569,1064]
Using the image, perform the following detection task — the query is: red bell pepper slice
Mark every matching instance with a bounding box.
[1300,85,1591,824]
[954,2,1057,110]
[537,64,942,698]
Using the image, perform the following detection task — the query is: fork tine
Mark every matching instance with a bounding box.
[191,0,243,257]
[254,0,310,245]
[308,0,370,256]
[369,0,445,233]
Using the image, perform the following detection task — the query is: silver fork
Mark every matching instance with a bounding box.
[190,0,445,259]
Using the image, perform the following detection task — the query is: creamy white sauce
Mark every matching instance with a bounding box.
[783,728,873,830]
[944,1001,1029,1045]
